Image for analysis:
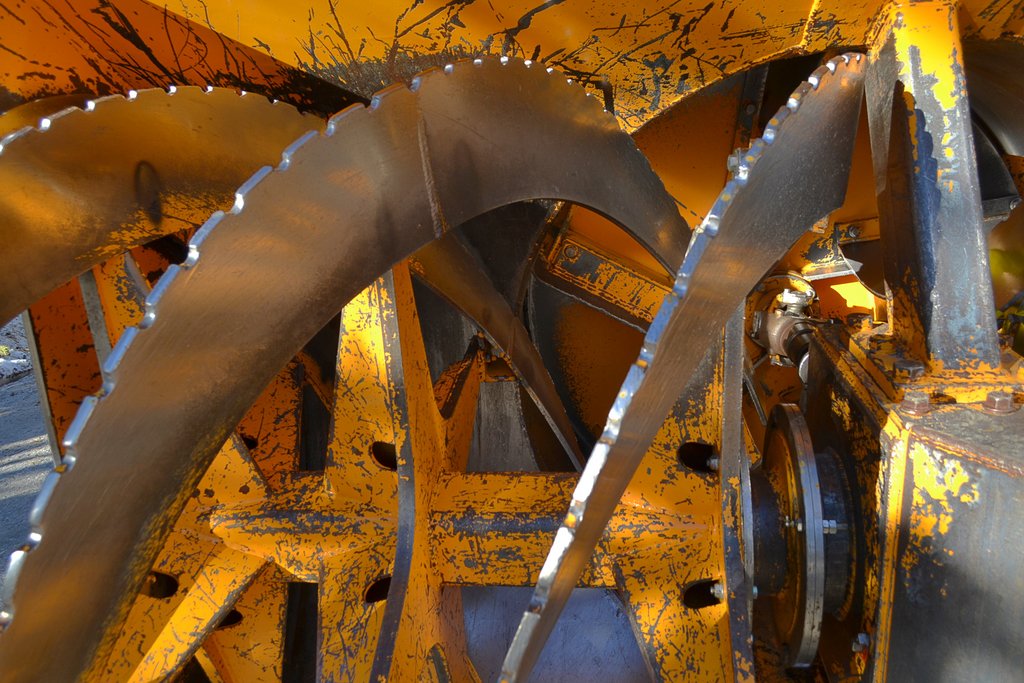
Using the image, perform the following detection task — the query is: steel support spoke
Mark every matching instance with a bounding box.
[430,472,616,588]
[325,277,405,510]
[127,547,266,682]
[318,551,393,682]
[370,263,480,682]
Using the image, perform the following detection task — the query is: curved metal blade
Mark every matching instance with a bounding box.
[0,58,687,682]
[0,95,90,136]
[499,53,867,683]
[0,87,323,323]
[413,235,586,468]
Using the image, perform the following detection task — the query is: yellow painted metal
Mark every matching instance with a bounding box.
[68,237,730,679]
[545,230,669,323]
[5,0,1024,680]
[0,0,339,113]
[7,0,1011,135]
[86,271,401,681]
[868,1,1013,376]
[872,412,910,681]
[24,282,102,453]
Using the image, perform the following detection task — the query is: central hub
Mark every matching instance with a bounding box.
[749,404,855,668]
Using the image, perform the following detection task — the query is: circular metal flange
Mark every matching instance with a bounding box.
[760,403,826,668]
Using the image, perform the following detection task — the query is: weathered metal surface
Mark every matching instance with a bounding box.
[135,0,1024,134]
[4,1,1024,680]
[0,0,355,113]
[366,263,481,681]
[865,1,1001,370]
[719,307,756,681]
[0,87,322,324]
[833,318,1015,406]
[501,52,865,682]
[23,281,102,455]
[94,273,399,681]
[0,58,683,681]
[536,232,670,331]
[801,296,1024,683]
[801,332,886,681]
[880,408,1024,682]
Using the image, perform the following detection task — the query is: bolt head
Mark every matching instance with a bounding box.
[562,244,579,260]
[983,390,1015,414]
[901,391,930,416]
[710,582,725,600]
[847,224,861,239]
[852,632,870,653]
[893,358,925,381]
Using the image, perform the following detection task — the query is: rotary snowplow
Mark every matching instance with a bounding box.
[0,1,1022,681]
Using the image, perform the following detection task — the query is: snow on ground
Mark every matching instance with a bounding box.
[0,316,32,386]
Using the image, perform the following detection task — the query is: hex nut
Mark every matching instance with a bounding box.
[901,391,930,416]
[983,390,1015,414]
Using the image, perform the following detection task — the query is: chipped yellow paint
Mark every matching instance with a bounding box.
[25,280,102,453]
[96,277,402,681]
[381,262,479,682]
[872,2,964,112]
[906,441,979,545]
[89,256,147,344]
[547,232,669,324]
[326,278,406,507]
[165,0,835,132]
[12,1,1024,680]
[873,413,910,680]
[840,321,1014,404]
[128,547,266,683]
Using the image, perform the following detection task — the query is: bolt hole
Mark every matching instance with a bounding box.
[240,433,259,451]
[216,609,243,629]
[370,442,398,471]
[364,575,392,604]
[682,579,722,609]
[141,572,179,599]
[677,441,717,474]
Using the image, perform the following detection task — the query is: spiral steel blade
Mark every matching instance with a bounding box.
[0,58,686,682]
[499,53,866,682]
[0,87,323,323]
